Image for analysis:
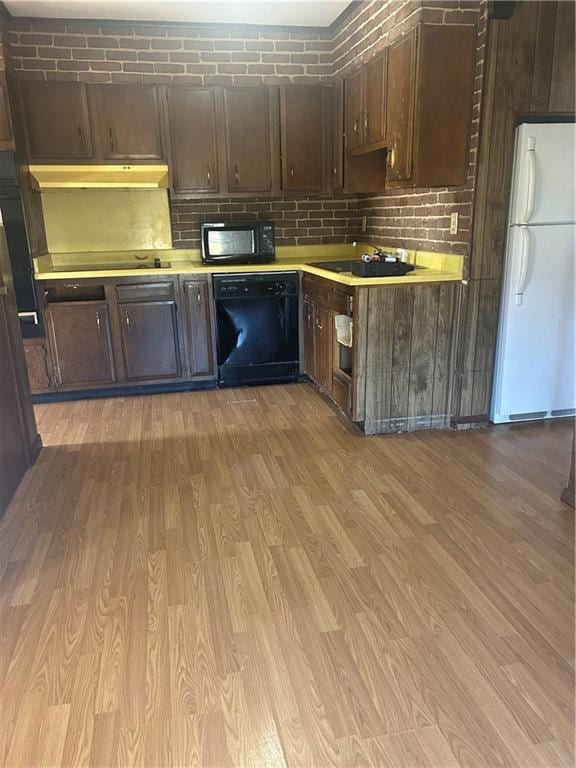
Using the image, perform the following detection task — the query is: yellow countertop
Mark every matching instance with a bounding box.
[34,243,464,287]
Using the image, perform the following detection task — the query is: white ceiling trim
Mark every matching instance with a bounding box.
[5,0,354,28]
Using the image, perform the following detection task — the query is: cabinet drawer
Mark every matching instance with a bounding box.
[115,281,175,302]
[331,287,353,316]
[303,273,331,307]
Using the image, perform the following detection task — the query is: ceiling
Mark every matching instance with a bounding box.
[4,0,353,27]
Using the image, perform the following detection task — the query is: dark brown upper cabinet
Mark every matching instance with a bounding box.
[330,81,345,191]
[345,68,364,153]
[280,85,325,193]
[19,81,94,161]
[223,86,273,194]
[167,86,219,194]
[385,23,476,187]
[345,51,387,155]
[91,84,164,162]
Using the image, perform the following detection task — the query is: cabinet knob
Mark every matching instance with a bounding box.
[108,127,115,153]
[233,164,239,186]
[316,320,323,330]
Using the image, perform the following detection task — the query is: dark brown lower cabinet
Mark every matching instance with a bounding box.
[181,279,216,379]
[118,301,181,381]
[23,338,53,393]
[303,296,317,382]
[316,304,333,395]
[46,302,116,388]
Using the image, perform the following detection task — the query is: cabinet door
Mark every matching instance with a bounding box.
[182,280,216,379]
[23,339,53,393]
[386,28,417,183]
[0,300,28,515]
[303,296,317,382]
[47,303,116,388]
[20,81,93,161]
[330,81,345,190]
[364,51,387,149]
[316,304,332,394]
[119,301,181,381]
[92,85,164,161]
[168,87,219,193]
[223,87,272,193]
[280,85,324,192]
[345,68,364,152]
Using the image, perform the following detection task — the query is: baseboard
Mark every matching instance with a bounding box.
[32,379,217,403]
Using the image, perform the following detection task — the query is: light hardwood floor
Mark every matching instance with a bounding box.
[0,384,574,767]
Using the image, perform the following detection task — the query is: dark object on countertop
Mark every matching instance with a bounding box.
[307,259,415,277]
[351,260,415,277]
[154,257,162,268]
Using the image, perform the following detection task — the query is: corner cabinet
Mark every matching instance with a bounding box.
[345,51,387,154]
[180,278,217,380]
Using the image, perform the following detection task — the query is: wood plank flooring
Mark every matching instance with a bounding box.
[0,383,574,767]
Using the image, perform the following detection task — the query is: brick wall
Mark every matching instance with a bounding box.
[171,195,361,249]
[5,1,487,255]
[7,18,331,85]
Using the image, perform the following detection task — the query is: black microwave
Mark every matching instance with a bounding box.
[201,220,275,265]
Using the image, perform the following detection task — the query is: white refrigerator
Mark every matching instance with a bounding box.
[491,122,575,424]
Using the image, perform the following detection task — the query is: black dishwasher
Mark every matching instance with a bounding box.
[213,272,300,386]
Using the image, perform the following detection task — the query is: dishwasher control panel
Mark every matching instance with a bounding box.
[213,271,299,299]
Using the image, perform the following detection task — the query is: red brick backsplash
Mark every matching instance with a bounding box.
[5,0,488,257]
[170,195,361,249]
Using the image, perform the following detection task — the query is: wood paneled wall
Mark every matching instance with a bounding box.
[452,0,575,423]
[358,282,457,434]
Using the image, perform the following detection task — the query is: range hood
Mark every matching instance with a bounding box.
[28,164,169,190]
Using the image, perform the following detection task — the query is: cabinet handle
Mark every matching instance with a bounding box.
[96,312,101,333]
[353,118,359,137]
[316,320,323,330]
[364,112,369,138]
[387,147,395,168]
[78,126,85,149]
[197,288,201,305]
[206,164,211,183]
[125,310,130,330]
[233,164,239,186]
[289,165,295,178]
[108,127,115,153]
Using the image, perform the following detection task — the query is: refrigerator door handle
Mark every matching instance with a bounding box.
[515,225,531,306]
[521,136,536,224]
